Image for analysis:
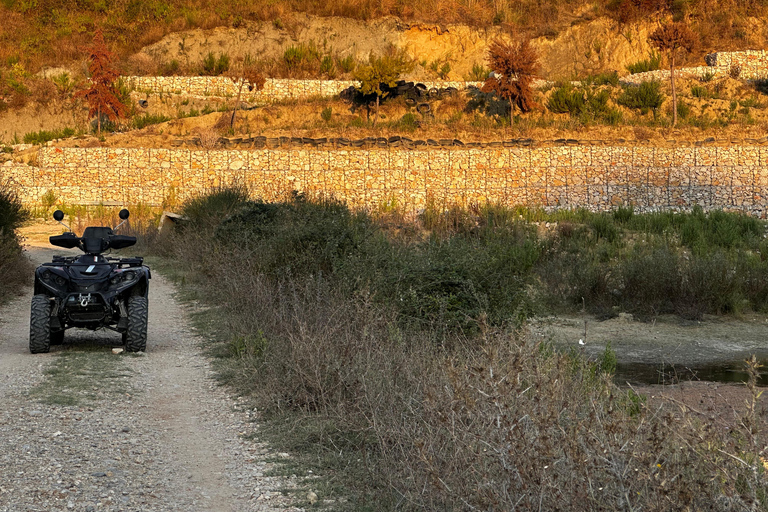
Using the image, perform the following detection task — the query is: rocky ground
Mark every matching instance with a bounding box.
[0,243,304,512]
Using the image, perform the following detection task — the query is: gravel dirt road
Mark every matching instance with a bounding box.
[0,242,301,512]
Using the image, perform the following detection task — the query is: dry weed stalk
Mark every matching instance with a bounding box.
[197,128,220,150]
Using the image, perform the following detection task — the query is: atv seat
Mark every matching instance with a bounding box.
[81,226,114,254]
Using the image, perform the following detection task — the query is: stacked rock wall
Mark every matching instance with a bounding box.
[619,66,721,85]
[705,51,768,80]
[125,50,768,101]
[125,76,483,102]
[621,51,768,85]
[3,145,768,216]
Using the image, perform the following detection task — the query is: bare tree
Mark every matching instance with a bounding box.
[649,21,695,127]
[481,38,539,118]
[74,29,128,136]
[228,66,266,131]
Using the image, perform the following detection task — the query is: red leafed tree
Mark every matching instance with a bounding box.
[481,38,539,118]
[649,21,695,127]
[75,29,128,135]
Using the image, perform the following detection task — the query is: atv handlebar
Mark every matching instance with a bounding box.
[50,209,136,255]
[50,232,137,254]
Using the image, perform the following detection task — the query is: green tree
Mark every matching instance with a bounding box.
[354,49,414,124]
[74,29,128,135]
[649,21,695,127]
[482,38,539,118]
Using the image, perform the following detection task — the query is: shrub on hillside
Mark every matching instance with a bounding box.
[617,80,664,116]
[200,52,230,76]
[547,84,585,115]
[626,51,662,74]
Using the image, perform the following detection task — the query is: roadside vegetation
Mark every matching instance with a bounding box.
[0,182,31,304]
[152,187,768,510]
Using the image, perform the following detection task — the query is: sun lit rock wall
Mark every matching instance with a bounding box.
[124,77,484,102]
[3,145,768,216]
[705,51,768,80]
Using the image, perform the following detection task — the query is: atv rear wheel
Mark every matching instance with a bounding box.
[125,295,148,352]
[29,294,52,354]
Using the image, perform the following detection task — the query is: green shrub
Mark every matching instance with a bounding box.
[437,61,451,79]
[617,80,664,115]
[396,112,419,130]
[626,51,661,74]
[132,113,170,129]
[547,85,585,115]
[160,59,181,76]
[320,55,334,77]
[583,70,619,86]
[181,184,250,229]
[0,182,28,237]
[51,72,74,94]
[200,52,230,76]
[466,62,489,81]
[283,42,321,71]
[214,194,372,278]
[22,127,77,144]
[0,182,31,303]
[547,85,615,124]
[336,55,356,73]
[320,106,332,122]
[690,84,710,98]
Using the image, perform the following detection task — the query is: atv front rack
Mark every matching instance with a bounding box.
[48,255,145,268]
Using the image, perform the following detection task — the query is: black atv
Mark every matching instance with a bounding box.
[30,209,151,353]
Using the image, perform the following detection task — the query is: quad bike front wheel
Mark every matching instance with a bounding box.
[124,295,148,352]
[29,294,52,354]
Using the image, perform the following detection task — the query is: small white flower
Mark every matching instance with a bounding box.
[579,339,585,346]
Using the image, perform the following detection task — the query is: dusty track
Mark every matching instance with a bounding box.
[0,242,299,512]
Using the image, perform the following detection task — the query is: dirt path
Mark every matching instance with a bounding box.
[0,243,301,511]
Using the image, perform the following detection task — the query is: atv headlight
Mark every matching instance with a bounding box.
[42,270,66,287]
[123,271,136,282]
[110,275,121,284]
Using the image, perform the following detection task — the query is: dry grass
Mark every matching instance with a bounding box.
[151,191,768,509]
[1,0,767,77]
